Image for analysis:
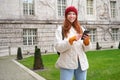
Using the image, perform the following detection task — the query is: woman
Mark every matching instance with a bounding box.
[54,6,92,80]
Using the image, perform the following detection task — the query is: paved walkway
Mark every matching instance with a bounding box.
[0,55,46,80]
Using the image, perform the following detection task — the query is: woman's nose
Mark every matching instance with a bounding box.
[70,14,74,18]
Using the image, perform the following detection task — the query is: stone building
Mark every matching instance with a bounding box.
[0,0,120,56]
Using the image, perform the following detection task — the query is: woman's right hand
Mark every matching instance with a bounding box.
[69,36,77,45]
[69,34,82,45]
[76,34,82,40]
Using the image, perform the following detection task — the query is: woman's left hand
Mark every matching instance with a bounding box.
[83,35,90,46]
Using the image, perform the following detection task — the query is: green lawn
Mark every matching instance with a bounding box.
[19,49,120,80]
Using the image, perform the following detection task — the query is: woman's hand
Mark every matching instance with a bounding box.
[76,34,82,40]
[83,35,90,46]
[69,36,77,45]
[69,34,82,45]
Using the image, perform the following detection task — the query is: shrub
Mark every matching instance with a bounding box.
[96,42,101,50]
[33,46,44,70]
[17,47,23,60]
[118,41,120,49]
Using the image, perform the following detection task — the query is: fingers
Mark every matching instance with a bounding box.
[76,34,82,40]
[83,36,90,46]
[69,34,82,45]
[82,34,89,40]
[69,34,87,45]
[69,36,77,45]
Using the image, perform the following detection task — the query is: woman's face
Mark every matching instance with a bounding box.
[67,11,77,23]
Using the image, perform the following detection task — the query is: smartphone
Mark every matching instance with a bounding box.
[81,30,89,40]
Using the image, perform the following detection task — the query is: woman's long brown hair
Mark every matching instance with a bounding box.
[63,17,83,37]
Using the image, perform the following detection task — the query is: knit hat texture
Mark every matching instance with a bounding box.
[65,6,78,17]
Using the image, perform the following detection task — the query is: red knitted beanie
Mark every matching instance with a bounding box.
[65,6,78,17]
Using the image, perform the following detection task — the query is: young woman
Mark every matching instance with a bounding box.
[54,6,92,80]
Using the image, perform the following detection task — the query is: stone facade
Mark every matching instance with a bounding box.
[0,0,120,56]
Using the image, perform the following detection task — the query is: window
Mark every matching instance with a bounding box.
[87,0,93,15]
[110,1,116,18]
[23,0,34,15]
[89,29,96,42]
[23,29,37,45]
[57,0,66,16]
[112,28,119,41]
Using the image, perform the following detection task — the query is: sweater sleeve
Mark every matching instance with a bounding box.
[54,26,71,53]
[82,40,92,52]
[81,26,92,51]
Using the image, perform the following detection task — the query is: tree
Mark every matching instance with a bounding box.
[33,46,44,70]
[17,47,23,60]
[118,41,120,49]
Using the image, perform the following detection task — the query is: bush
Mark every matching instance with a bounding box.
[96,42,101,50]
[118,41,120,49]
[33,46,44,70]
[17,47,23,60]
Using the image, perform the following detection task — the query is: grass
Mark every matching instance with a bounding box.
[18,49,120,80]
